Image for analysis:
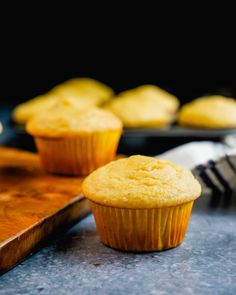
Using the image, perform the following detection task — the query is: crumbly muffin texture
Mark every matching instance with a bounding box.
[82,155,201,208]
[26,107,122,137]
[178,95,236,128]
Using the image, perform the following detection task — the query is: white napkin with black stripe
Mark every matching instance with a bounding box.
[157,138,236,195]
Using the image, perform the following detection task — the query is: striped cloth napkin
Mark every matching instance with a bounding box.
[157,139,236,196]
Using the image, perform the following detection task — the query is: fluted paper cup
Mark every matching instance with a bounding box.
[91,201,194,252]
[34,130,121,175]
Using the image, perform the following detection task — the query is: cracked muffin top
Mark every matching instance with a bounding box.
[82,155,201,208]
[26,107,122,138]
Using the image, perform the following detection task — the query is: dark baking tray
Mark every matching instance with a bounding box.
[13,124,236,138]
[121,125,236,155]
[123,125,236,138]
[2,107,236,156]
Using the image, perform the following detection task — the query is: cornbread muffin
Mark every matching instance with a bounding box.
[83,155,201,252]
[178,95,236,128]
[52,78,114,106]
[51,96,94,111]
[119,85,179,112]
[104,85,179,128]
[12,93,60,125]
[12,95,94,125]
[26,107,122,175]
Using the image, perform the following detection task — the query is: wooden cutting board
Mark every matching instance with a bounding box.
[0,147,91,274]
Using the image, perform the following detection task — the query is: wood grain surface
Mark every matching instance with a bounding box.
[0,147,91,274]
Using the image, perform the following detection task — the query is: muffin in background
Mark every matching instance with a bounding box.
[52,78,114,106]
[12,93,60,125]
[26,106,122,175]
[178,95,236,128]
[104,85,179,128]
[12,78,114,125]
[83,155,201,252]
[119,85,179,113]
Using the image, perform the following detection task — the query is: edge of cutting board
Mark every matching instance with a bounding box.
[0,195,90,274]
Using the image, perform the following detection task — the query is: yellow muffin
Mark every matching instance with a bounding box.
[13,95,95,126]
[119,85,179,113]
[0,122,2,134]
[12,93,60,125]
[104,85,179,128]
[27,107,122,175]
[83,155,201,252]
[51,95,95,111]
[52,78,114,106]
[178,95,236,128]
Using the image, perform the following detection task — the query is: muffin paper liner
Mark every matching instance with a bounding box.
[34,130,121,175]
[91,201,194,252]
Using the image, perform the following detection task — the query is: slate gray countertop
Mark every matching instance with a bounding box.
[1,193,236,295]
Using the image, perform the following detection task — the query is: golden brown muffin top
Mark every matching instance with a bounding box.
[26,107,122,138]
[178,95,236,128]
[118,85,179,112]
[104,85,179,128]
[82,155,201,208]
[52,78,114,105]
[13,78,114,125]
[12,93,60,125]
